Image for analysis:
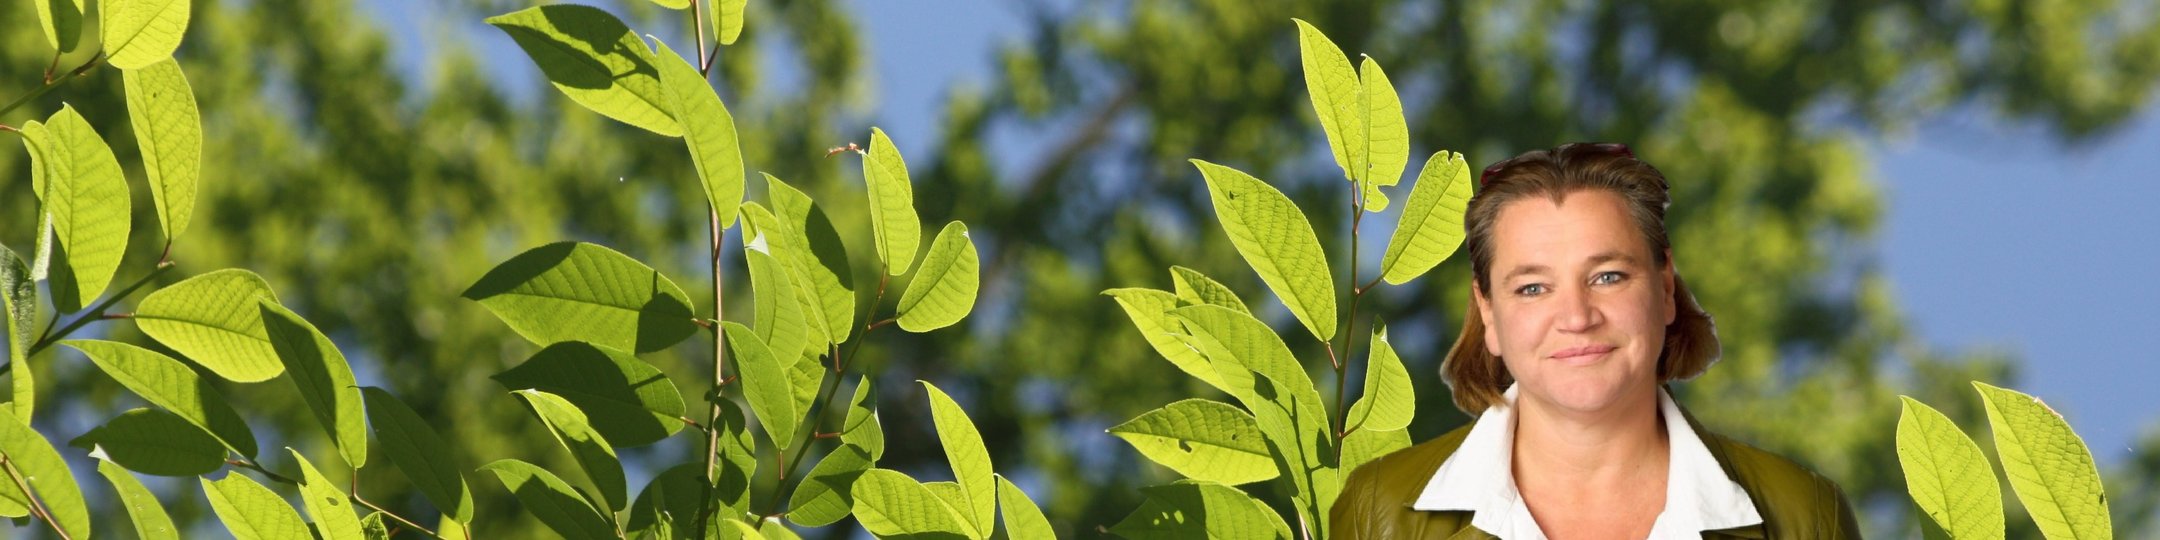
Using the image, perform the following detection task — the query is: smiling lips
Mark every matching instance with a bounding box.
[1549,344,1618,363]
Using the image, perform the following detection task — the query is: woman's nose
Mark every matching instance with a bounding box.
[1555,286,1603,333]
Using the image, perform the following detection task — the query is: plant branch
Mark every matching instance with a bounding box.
[19,260,176,362]
[695,208,730,539]
[2,53,102,120]
[2,457,67,539]
[1334,185,1367,446]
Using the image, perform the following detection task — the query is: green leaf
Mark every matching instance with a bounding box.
[1973,382,2111,538]
[259,301,367,468]
[1109,481,1292,540]
[921,381,995,537]
[649,0,688,8]
[841,376,884,460]
[288,449,365,540]
[0,412,88,537]
[1169,305,1335,526]
[2,245,37,422]
[1104,288,1231,393]
[1295,19,1359,180]
[758,518,803,540]
[862,127,922,276]
[463,241,698,354]
[100,0,191,69]
[1354,55,1409,212]
[39,105,132,314]
[724,519,769,540]
[481,459,616,540]
[69,408,225,476]
[714,399,758,517]
[626,463,700,540]
[360,387,473,523]
[512,389,627,512]
[715,0,747,45]
[786,444,873,527]
[788,356,824,434]
[1109,398,1276,485]
[1896,396,2005,540]
[653,39,745,229]
[740,202,832,348]
[360,513,391,540]
[1379,151,1472,285]
[123,57,203,242]
[64,339,257,457]
[1189,159,1335,341]
[1346,322,1413,432]
[0,454,24,518]
[896,221,980,332]
[762,174,857,346]
[133,268,284,382]
[722,322,799,448]
[744,231,810,363]
[491,341,687,447]
[485,5,681,136]
[95,458,178,540]
[1168,266,1248,314]
[33,0,83,53]
[994,475,1055,540]
[1339,427,1410,477]
[202,473,306,540]
[849,468,974,538]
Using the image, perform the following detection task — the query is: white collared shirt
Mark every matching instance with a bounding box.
[1410,384,1762,539]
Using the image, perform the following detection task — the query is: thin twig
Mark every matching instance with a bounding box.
[226,459,442,539]
[2,457,67,539]
[18,260,176,363]
[2,53,103,119]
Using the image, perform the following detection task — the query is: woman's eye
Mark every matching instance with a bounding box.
[1513,283,1547,296]
[1592,271,1628,285]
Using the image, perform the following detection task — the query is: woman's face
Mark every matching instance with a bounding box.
[1473,190,1676,415]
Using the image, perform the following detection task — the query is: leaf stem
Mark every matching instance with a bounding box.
[695,209,730,539]
[224,458,442,539]
[2,457,68,540]
[1,53,102,120]
[1335,187,1367,445]
[17,260,176,362]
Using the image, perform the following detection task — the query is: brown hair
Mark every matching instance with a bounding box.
[1440,143,1720,415]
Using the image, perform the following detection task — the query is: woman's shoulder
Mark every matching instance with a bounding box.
[1696,429,1864,537]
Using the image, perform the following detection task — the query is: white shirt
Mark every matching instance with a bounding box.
[1410,384,1762,539]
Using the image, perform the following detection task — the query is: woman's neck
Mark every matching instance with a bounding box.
[1510,385,1668,487]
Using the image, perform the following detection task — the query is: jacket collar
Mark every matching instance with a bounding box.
[1410,384,1763,538]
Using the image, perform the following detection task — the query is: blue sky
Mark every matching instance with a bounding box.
[370,0,2159,466]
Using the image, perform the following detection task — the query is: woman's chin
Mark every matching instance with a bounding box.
[1523,376,1650,414]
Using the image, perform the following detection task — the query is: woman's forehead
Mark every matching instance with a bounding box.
[1487,190,1654,272]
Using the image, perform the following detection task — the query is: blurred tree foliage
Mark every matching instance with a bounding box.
[3,0,2157,538]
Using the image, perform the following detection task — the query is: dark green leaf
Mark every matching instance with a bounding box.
[512,389,627,512]
[65,339,257,457]
[485,5,680,135]
[360,387,473,523]
[259,301,367,468]
[491,341,686,447]
[70,408,225,476]
[463,242,697,353]
[481,459,616,540]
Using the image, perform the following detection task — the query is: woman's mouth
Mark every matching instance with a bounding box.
[1549,344,1617,364]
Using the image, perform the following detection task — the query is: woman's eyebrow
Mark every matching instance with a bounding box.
[1500,264,1549,282]
[1586,251,1641,267]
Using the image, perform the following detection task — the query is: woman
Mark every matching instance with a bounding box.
[1330,143,1859,539]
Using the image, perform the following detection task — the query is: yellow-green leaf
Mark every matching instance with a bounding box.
[1346,322,1414,432]
[653,39,745,229]
[1169,305,1334,521]
[96,458,178,540]
[744,231,810,363]
[1339,427,1410,478]
[1104,288,1231,393]
[1190,159,1335,341]
[714,399,758,516]
[512,389,627,512]
[1295,19,1362,186]
[39,105,132,314]
[463,241,698,354]
[101,0,191,69]
[202,473,306,540]
[486,5,681,136]
[1897,396,2005,540]
[715,0,747,45]
[862,127,921,276]
[33,0,83,53]
[650,0,689,8]
[260,301,367,468]
[762,174,857,346]
[361,387,474,523]
[849,468,974,538]
[288,449,366,540]
[841,376,884,460]
[124,58,203,241]
[0,412,88,537]
[786,444,873,527]
[492,341,687,447]
[1355,55,1409,212]
[2,245,36,422]
[1379,151,1472,285]
[895,221,980,332]
[481,459,616,540]
[1974,382,2111,539]
[995,474,1055,539]
[133,268,284,382]
[1109,398,1277,485]
[1168,266,1248,314]
[922,381,995,537]
[65,339,257,457]
[723,322,797,448]
[70,408,225,476]
[1110,481,1291,540]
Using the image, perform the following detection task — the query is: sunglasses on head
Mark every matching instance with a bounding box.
[1478,142,1636,187]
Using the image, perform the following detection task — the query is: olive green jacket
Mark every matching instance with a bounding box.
[1329,409,1861,539]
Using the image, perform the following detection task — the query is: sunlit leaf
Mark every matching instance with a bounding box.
[202,473,305,540]
[1354,55,1409,212]
[744,231,810,363]
[653,39,745,229]
[1339,427,1410,478]
[849,468,973,538]
[715,0,747,45]
[1379,151,1472,285]
[1190,159,1335,341]
[64,339,256,457]
[259,301,368,468]
[841,375,884,460]
[1109,399,1276,485]
[895,221,979,332]
[922,381,995,537]
[486,5,680,136]
[862,127,921,276]
[995,474,1055,540]
[492,341,686,447]
[95,458,178,540]
[288,449,366,540]
[480,459,615,540]
[1109,481,1291,540]
[1295,19,1360,186]
[512,389,627,512]
[785,444,872,527]
[719,322,797,449]
[463,241,697,353]
[133,268,284,382]
[123,57,203,241]
[32,0,82,53]
[38,105,131,314]
[101,0,191,69]
[360,387,473,523]
[1897,396,2005,540]
[762,174,856,346]
[1104,288,1231,393]
[69,408,224,476]
[1346,322,1413,432]
[1168,266,1247,314]
[1974,382,2111,538]
[714,399,757,517]
[0,412,86,536]
[1169,305,1335,524]
[2,245,36,422]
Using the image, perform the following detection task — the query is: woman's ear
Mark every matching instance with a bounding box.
[1473,283,1501,356]
[1661,248,1678,326]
